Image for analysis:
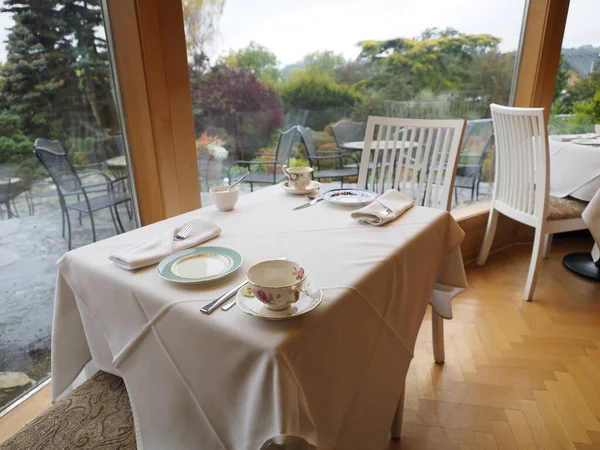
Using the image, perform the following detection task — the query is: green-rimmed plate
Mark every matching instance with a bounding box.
[571,138,600,146]
[157,246,243,284]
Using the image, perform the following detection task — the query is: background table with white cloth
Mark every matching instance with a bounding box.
[52,186,467,450]
[549,135,600,201]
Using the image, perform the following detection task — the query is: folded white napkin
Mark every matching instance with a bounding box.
[109,218,221,270]
[351,190,414,226]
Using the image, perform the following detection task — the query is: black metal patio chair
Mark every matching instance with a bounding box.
[298,126,359,188]
[227,127,299,192]
[34,138,131,250]
[0,165,19,219]
[331,120,367,153]
[454,119,494,202]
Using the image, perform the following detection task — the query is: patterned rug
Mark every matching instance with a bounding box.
[0,371,136,450]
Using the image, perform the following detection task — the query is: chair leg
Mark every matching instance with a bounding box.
[11,198,18,217]
[64,207,72,251]
[476,180,481,201]
[477,209,499,265]
[454,187,458,204]
[391,388,405,440]
[61,207,66,238]
[89,211,97,243]
[543,234,553,259]
[523,227,545,301]
[77,194,82,226]
[114,205,126,234]
[432,310,445,364]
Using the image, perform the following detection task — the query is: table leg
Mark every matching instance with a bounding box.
[432,310,445,364]
[391,388,405,439]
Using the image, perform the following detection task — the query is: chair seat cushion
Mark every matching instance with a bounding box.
[547,196,588,221]
[0,371,136,450]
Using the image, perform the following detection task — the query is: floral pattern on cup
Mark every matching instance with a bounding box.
[255,289,271,305]
[293,267,305,281]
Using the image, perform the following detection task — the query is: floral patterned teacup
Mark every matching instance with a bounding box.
[283,165,313,190]
[246,259,307,311]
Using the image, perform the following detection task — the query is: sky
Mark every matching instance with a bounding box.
[0,0,598,65]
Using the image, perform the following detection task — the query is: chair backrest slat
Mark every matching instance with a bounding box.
[358,117,465,211]
[490,104,548,220]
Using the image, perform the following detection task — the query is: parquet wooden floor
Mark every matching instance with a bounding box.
[391,238,600,450]
[1,239,598,449]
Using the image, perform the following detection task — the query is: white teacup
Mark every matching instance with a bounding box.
[246,259,307,311]
[283,165,313,190]
[209,185,239,211]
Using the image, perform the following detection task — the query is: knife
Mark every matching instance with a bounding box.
[200,281,246,314]
[293,197,323,211]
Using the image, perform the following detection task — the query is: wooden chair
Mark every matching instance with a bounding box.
[477,104,588,300]
[357,116,465,439]
[358,116,465,360]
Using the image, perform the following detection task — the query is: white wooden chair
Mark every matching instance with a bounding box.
[358,117,466,440]
[358,116,466,211]
[477,104,588,300]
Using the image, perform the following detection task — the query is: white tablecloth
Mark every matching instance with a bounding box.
[52,186,467,450]
[549,135,600,201]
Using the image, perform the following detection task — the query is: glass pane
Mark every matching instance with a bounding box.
[548,1,600,203]
[0,0,136,411]
[183,0,525,209]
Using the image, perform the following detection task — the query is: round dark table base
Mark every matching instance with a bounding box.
[563,252,600,282]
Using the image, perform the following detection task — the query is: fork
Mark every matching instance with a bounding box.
[173,223,194,241]
[376,201,394,216]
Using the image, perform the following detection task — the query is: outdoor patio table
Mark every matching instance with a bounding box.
[105,155,126,168]
[52,185,466,450]
[549,135,600,201]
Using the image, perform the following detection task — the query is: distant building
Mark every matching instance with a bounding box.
[562,46,600,78]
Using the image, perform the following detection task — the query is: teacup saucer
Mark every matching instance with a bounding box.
[236,280,323,320]
[280,180,321,195]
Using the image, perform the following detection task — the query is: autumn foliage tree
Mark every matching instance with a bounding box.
[189,54,284,159]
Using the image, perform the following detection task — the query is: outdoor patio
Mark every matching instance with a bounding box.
[0,180,135,408]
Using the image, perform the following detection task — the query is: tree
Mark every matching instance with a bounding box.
[222,42,281,84]
[567,72,600,105]
[553,55,570,103]
[62,0,117,132]
[279,70,362,130]
[470,52,515,106]
[182,0,225,56]
[1,0,81,139]
[357,27,500,100]
[189,61,284,159]
[303,51,345,78]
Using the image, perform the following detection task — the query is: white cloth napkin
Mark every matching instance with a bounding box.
[351,190,414,226]
[109,218,221,270]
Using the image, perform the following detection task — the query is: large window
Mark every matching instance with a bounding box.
[183,0,526,209]
[0,0,135,412]
[547,0,600,204]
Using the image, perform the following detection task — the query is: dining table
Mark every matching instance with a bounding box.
[51,185,467,450]
[549,134,600,201]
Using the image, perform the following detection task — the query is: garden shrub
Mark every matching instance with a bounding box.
[280,71,362,130]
